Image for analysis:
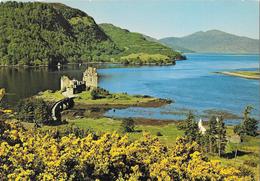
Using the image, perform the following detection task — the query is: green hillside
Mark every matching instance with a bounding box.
[160,30,259,54]
[0,1,121,66]
[0,2,185,66]
[99,23,185,62]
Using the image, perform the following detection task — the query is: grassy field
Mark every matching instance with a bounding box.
[72,118,260,176]
[29,118,184,145]
[35,90,170,108]
[217,71,260,80]
[21,117,259,176]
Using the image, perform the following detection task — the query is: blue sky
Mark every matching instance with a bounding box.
[3,0,259,39]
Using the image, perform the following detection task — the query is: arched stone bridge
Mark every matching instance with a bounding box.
[51,98,74,121]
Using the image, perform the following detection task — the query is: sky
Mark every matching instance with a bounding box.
[1,0,259,39]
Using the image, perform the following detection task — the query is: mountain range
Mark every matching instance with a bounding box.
[160,30,259,54]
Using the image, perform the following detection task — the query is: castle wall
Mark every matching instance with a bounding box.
[83,67,98,88]
[60,76,73,92]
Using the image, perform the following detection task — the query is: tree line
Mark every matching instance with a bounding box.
[178,106,258,157]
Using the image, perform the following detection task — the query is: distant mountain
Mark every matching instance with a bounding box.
[160,30,259,54]
[142,35,194,53]
[99,23,184,60]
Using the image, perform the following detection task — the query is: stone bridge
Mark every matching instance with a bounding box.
[51,98,74,121]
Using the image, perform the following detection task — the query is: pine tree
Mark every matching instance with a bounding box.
[216,116,227,157]
[184,111,200,142]
[206,116,218,153]
[243,106,258,136]
[234,106,258,137]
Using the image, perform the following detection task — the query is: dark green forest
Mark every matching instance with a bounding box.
[0,1,121,66]
[0,1,183,66]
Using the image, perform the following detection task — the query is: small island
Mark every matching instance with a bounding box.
[216,71,260,80]
[36,89,171,108]
[34,67,171,109]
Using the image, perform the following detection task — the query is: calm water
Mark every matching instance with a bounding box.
[0,54,259,125]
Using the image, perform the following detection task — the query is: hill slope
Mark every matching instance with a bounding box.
[99,23,185,62]
[160,30,259,54]
[0,2,184,66]
[0,1,120,66]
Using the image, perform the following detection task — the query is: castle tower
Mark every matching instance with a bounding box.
[60,76,73,92]
[83,67,98,88]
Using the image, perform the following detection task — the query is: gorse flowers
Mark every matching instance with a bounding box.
[0,120,253,180]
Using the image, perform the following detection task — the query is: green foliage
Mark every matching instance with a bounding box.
[90,87,110,100]
[182,112,200,142]
[100,23,184,62]
[234,106,258,137]
[205,116,218,153]
[216,116,227,156]
[0,2,185,66]
[0,1,120,66]
[121,118,135,133]
[156,131,163,136]
[120,53,171,65]
[0,120,253,180]
[16,99,50,124]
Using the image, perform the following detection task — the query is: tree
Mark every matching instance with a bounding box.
[121,118,135,133]
[34,99,50,125]
[16,98,51,124]
[243,106,258,136]
[205,116,218,153]
[216,116,227,157]
[234,106,258,137]
[183,112,200,142]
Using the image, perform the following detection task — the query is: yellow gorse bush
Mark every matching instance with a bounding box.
[0,121,253,180]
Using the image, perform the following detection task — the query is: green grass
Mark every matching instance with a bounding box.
[99,23,182,60]
[36,90,163,107]
[234,71,260,77]
[68,118,184,145]
[21,117,183,145]
[69,118,259,175]
[217,71,260,80]
[21,117,259,176]
[120,53,171,64]
[36,90,65,102]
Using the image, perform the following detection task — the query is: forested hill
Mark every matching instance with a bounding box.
[160,30,259,54]
[99,23,184,61]
[0,2,183,66]
[0,1,122,66]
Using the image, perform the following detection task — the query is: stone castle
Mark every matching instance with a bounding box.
[83,67,98,88]
[60,67,98,97]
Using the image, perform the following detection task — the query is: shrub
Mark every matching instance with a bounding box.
[90,87,110,100]
[16,98,51,124]
[244,160,257,167]
[0,120,254,180]
[121,118,135,133]
[156,131,163,136]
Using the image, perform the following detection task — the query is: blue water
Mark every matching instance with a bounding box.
[99,54,259,124]
[0,54,259,125]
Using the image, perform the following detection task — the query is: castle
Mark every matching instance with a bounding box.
[60,67,98,97]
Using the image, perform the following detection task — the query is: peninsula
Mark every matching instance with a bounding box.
[216,71,260,80]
